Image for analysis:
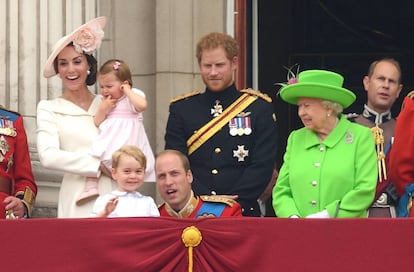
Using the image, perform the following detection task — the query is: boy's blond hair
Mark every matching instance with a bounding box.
[112,145,146,169]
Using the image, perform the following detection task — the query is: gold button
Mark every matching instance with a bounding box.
[211,191,217,195]
[211,169,218,175]
[214,147,221,153]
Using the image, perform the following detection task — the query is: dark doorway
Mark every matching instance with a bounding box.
[255,0,414,168]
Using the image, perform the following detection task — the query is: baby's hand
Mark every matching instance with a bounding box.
[120,81,131,94]
[101,95,117,112]
[104,196,119,215]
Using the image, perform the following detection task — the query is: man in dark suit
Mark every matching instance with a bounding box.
[164,32,278,216]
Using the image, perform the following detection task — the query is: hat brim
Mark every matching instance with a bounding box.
[43,16,107,78]
[280,83,356,108]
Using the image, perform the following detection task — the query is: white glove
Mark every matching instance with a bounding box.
[305,210,330,218]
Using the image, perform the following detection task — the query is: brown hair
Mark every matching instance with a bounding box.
[196,32,239,64]
[99,59,133,87]
[112,145,146,170]
[156,150,190,172]
[367,58,402,83]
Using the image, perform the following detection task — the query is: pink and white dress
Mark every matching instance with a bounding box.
[90,88,155,181]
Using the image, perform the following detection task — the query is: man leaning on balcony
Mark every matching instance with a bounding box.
[155,150,242,218]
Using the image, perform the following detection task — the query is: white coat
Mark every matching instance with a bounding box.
[37,96,116,218]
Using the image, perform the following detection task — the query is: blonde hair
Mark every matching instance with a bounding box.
[321,100,343,115]
[112,145,146,169]
[99,59,133,86]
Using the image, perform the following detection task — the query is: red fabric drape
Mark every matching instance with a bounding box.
[1,217,412,271]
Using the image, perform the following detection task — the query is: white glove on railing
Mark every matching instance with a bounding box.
[305,210,330,218]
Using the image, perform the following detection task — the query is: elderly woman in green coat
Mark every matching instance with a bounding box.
[273,70,378,218]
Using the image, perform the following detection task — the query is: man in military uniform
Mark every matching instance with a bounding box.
[156,149,242,217]
[0,106,37,219]
[348,58,402,217]
[389,88,414,217]
[389,90,414,217]
[164,32,278,216]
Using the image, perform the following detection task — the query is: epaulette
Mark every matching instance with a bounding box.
[240,88,272,103]
[407,90,414,99]
[345,113,359,119]
[400,90,414,111]
[170,91,202,103]
[200,195,237,207]
[0,105,20,116]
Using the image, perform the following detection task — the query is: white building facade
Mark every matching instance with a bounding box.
[0,0,238,216]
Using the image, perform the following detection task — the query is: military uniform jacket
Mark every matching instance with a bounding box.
[389,96,414,197]
[350,106,396,204]
[158,193,243,218]
[273,115,377,218]
[0,108,37,217]
[165,84,277,216]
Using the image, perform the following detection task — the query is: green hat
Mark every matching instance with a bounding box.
[279,70,356,108]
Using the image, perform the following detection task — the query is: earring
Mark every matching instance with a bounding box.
[87,70,91,75]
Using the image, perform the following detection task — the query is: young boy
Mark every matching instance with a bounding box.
[91,145,159,217]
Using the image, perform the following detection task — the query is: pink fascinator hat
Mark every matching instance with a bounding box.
[43,16,107,78]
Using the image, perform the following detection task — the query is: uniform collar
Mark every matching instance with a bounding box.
[164,190,199,218]
[204,84,238,103]
[362,104,392,125]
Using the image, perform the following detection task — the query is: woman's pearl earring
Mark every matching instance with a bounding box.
[87,70,91,75]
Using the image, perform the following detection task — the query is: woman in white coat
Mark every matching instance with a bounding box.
[37,17,116,218]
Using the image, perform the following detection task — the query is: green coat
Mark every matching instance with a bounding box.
[273,115,377,218]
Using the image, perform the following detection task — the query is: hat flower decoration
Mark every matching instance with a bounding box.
[43,16,107,78]
[72,23,104,55]
[275,64,300,93]
[277,67,356,109]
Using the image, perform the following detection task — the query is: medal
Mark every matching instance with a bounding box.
[210,100,223,117]
[233,145,249,162]
[243,116,252,135]
[236,117,244,136]
[229,119,238,136]
[0,119,16,137]
[0,135,9,155]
